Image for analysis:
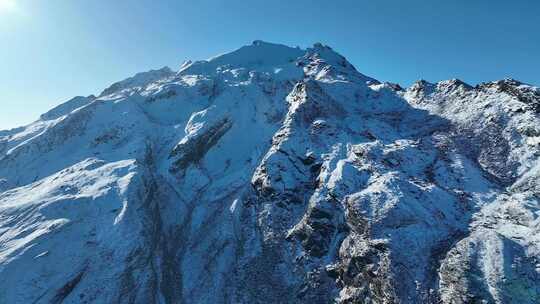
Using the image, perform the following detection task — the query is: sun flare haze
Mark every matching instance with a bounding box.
[0,0,17,13]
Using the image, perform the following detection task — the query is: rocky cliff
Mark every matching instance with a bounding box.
[0,41,538,303]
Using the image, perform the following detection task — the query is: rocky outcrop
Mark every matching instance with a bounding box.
[0,41,538,303]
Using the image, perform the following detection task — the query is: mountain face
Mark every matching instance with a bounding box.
[0,41,539,304]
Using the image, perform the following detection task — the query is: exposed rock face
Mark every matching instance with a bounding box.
[0,41,539,303]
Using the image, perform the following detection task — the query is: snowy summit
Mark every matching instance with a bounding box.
[0,41,539,303]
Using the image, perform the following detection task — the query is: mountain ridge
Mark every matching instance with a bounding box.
[0,41,539,304]
[4,41,538,132]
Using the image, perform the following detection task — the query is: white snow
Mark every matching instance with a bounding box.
[0,41,538,304]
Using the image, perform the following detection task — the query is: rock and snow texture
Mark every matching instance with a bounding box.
[0,41,538,303]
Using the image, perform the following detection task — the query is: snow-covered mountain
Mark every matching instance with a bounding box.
[0,41,539,304]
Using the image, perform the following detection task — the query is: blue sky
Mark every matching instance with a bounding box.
[1,0,539,129]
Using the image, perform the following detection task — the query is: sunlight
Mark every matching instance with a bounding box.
[0,0,17,13]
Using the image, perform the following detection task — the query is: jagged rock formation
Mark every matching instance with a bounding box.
[0,41,538,303]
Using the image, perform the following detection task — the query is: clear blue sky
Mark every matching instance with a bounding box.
[1,0,539,130]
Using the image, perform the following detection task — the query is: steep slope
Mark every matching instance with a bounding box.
[0,41,538,304]
[404,79,540,303]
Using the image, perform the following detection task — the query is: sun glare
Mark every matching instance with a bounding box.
[0,0,17,13]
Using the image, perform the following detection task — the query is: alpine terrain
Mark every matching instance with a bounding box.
[1,41,539,304]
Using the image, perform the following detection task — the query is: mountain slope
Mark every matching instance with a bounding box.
[0,41,538,304]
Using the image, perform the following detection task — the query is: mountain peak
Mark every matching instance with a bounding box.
[436,78,472,93]
[2,42,539,303]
